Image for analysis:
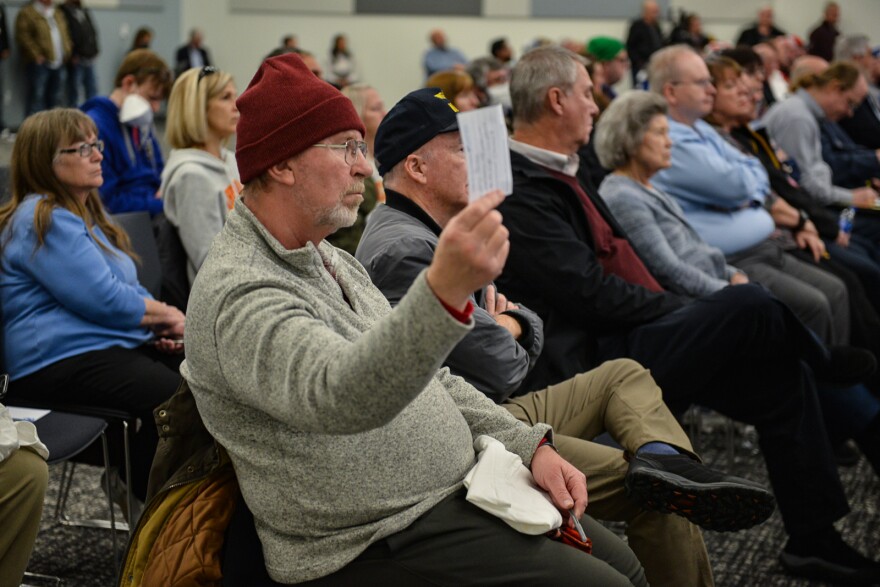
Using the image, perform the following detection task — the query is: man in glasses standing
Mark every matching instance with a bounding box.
[81,49,172,215]
[182,53,648,586]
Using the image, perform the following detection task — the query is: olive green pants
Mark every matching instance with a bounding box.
[0,448,47,587]
[504,358,714,587]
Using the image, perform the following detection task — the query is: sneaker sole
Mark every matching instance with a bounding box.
[779,551,880,585]
[624,467,776,532]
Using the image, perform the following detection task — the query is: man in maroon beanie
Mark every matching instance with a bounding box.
[180,53,648,586]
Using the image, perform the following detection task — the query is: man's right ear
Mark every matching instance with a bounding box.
[403,153,428,184]
[119,74,138,92]
[267,158,296,186]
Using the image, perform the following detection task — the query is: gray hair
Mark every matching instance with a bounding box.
[511,45,586,125]
[593,90,668,170]
[648,44,699,93]
[835,35,871,61]
[468,56,504,90]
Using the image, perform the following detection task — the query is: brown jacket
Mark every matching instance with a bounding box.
[15,3,71,64]
[119,380,239,587]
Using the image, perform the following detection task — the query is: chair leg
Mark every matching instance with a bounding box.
[54,461,75,524]
[21,570,62,586]
[725,416,736,468]
[122,419,134,535]
[101,430,120,571]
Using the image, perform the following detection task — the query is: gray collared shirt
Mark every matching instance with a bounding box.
[509,138,580,177]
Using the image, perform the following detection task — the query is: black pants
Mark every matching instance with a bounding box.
[8,345,182,500]
[597,284,849,537]
[227,491,648,587]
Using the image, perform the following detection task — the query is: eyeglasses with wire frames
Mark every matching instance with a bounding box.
[312,139,368,166]
[198,65,219,83]
[57,140,105,158]
[670,78,714,89]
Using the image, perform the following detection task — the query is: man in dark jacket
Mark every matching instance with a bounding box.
[175,28,211,77]
[808,1,840,61]
[736,6,786,47]
[59,0,98,107]
[355,86,776,587]
[497,44,880,586]
[626,0,663,86]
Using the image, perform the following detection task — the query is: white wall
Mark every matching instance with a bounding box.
[182,0,880,109]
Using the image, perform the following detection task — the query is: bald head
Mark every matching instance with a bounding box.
[430,29,447,49]
[790,55,829,86]
[754,43,779,76]
[643,0,660,24]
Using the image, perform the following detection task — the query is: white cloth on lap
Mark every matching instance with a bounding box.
[464,435,562,535]
[0,405,49,463]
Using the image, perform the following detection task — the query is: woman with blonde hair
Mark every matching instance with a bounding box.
[161,66,240,285]
[0,108,185,505]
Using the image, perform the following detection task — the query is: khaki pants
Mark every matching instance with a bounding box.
[0,448,47,587]
[504,358,714,587]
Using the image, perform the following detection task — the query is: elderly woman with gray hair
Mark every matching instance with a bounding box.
[595,91,749,297]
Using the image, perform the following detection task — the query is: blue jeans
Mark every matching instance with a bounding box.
[25,62,64,116]
[66,59,97,107]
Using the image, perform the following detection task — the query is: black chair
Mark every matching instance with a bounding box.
[112,211,163,299]
[3,377,124,571]
[8,397,138,534]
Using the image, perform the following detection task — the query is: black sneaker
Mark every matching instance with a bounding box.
[624,453,776,532]
[780,529,880,585]
[815,346,878,388]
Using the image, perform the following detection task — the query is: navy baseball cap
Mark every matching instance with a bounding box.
[375,87,460,176]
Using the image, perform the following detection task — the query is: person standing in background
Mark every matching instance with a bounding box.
[328,34,357,88]
[808,2,840,61]
[60,0,99,107]
[15,0,72,116]
[129,26,152,52]
[626,0,663,86]
[175,28,211,77]
[737,7,786,47]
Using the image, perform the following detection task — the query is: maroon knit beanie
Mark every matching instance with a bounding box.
[235,53,366,184]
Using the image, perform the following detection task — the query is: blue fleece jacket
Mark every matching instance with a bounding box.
[0,196,153,379]
[81,96,164,216]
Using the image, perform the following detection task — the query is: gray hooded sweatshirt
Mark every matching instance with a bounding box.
[161,147,240,284]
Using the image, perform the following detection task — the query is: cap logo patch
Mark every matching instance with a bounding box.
[434,91,459,112]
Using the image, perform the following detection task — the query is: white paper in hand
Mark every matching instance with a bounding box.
[457,104,513,201]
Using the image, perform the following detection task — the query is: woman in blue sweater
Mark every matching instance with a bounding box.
[0,109,185,504]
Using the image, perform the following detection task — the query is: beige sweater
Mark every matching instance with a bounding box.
[182,198,550,583]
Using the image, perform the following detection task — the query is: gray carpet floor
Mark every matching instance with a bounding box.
[21,423,880,587]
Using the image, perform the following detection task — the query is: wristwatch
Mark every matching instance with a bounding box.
[794,209,809,232]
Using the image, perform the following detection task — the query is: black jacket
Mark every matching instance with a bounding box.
[730,125,840,239]
[838,97,880,150]
[496,151,687,391]
[175,45,211,76]
[59,3,98,59]
[626,19,663,79]
[736,24,785,47]
[820,118,880,189]
[0,3,9,55]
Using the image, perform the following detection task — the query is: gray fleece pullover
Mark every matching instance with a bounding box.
[161,148,240,284]
[181,198,551,584]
